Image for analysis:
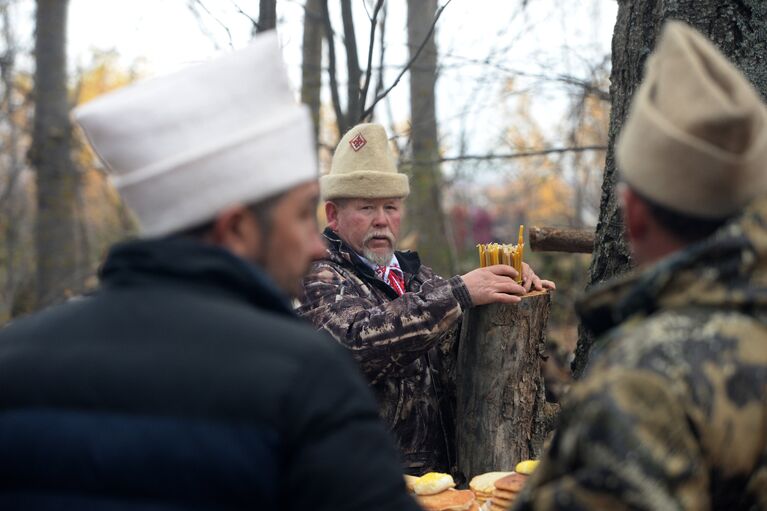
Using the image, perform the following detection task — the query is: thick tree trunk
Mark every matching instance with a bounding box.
[406,0,454,278]
[574,0,767,378]
[301,0,323,145]
[31,0,82,309]
[257,0,276,33]
[456,291,557,478]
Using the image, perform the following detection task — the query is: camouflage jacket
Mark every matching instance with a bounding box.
[515,197,767,511]
[297,228,473,474]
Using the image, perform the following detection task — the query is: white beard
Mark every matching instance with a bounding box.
[363,248,394,266]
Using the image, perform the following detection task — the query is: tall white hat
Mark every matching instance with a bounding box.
[74,32,316,237]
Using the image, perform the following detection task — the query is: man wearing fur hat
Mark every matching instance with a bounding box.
[513,21,767,510]
[0,35,422,511]
[297,122,554,475]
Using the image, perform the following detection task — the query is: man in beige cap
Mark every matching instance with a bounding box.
[513,21,767,510]
[0,34,422,511]
[298,122,554,475]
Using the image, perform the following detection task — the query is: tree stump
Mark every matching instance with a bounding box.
[456,290,555,478]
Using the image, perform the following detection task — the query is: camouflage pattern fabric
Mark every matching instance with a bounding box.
[297,228,473,474]
[513,197,767,510]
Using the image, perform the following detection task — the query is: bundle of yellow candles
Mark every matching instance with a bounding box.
[477,225,525,283]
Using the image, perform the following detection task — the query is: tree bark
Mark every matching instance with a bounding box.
[301,0,323,144]
[31,0,82,309]
[0,0,23,322]
[529,227,594,254]
[456,291,556,478]
[340,0,360,129]
[574,0,767,378]
[257,0,276,33]
[406,0,454,278]
[321,2,347,136]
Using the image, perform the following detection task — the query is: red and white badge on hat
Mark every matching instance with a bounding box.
[349,133,367,151]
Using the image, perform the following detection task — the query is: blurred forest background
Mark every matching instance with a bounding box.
[4,0,766,384]
[0,0,614,361]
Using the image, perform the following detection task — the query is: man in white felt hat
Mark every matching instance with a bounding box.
[297,121,555,476]
[0,33,422,511]
[514,21,767,510]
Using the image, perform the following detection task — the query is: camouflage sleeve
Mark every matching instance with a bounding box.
[296,262,472,381]
[512,368,709,511]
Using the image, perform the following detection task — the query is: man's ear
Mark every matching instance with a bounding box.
[209,205,262,260]
[620,185,649,244]
[325,201,339,231]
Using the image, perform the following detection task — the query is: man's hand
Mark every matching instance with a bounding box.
[460,265,527,306]
[520,262,556,293]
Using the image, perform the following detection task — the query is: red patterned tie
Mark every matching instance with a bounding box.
[376,264,405,296]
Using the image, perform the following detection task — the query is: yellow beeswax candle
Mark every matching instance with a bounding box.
[491,244,500,265]
[518,225,525,278]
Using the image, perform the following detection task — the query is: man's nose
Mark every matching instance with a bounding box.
[372,207,388,227]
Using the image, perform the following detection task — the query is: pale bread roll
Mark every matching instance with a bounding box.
[469,471,514,495]
[413,472,456,496]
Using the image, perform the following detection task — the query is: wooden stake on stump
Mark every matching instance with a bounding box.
[456,290,556,478]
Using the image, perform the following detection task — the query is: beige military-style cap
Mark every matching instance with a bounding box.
[617,21,767,218]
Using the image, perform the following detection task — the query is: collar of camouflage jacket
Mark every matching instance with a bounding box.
[322,227,422,280]
[577,195,767,337]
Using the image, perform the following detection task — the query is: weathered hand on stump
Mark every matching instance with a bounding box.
[521,262,556,293]
[460,265,526,305]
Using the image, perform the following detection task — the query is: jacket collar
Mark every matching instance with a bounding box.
[578,195,767,337]
[99,236,295,317]
[322,227,421,296]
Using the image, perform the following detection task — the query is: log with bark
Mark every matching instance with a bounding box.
[456,290,557,478]
[529,226,594,254]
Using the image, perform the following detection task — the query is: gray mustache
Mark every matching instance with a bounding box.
[363,230,395,245]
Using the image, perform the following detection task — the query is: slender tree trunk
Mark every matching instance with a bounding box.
[340,0,360,129]
[257,0,276,33]
[406,0,454,277]
[0,0,21,322]
[31,0,82,309]
[573,0,767,377]
[301,0,323,145]
[321,1,347,136]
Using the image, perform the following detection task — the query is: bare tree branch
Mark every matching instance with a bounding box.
[359,0,385,120]
[230,0,258,35]
[360,0,453,121]
[439,51,610,101]
[188,0,234,49]
[321,1,346,134]
[406,145,607,164]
